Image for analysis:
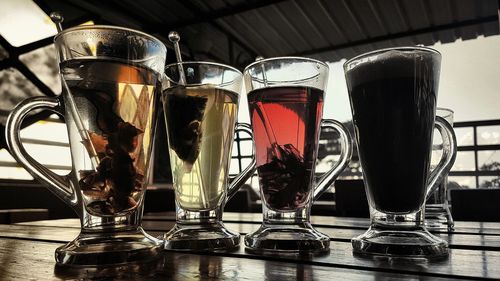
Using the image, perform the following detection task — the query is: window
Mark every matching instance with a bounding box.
[0,68,44,124]
[0,0,57,47]
[448,121,500,189]
[477,126,500,145]
[0,116,71,179]
[229,130,253,176]
[455,127,474,146]
[0,0,87,181]
[19,44,61,94]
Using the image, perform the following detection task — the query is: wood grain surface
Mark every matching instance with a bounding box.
[0,212,498,280]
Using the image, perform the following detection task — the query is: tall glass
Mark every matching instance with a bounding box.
[426,108,457,230]
[5,25,167,265]
[344,47,457,258]
[243,57,353,253]
[161,61,255,251]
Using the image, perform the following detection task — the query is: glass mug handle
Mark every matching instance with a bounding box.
[5,96,77,207]
[313,119,353,201]
[226,122,257,202]
[426,116,457,199]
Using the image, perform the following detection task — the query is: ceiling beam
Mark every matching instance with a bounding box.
[291,15,499,57]
[165,0,290,29]
[0,60,10,71]
[54,0,196,59]
[33,0,258,64]
[0,34,13,53]
[51,0,137,27]
[176,0,258,61]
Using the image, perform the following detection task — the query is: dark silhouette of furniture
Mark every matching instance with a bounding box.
[311,192,336,216]
[451,189,500,222]
[0,180,178,220]
[143,188,176,213]
[334,179,369,218]
[0,180,76,220]
[0,209,49,224]
[225,189,252,212]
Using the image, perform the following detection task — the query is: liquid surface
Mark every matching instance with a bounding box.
[61,59,160,216]
[346,55,439,213]
[163,85,238,211]
[248,86,324,211]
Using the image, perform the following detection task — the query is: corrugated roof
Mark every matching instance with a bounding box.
[28,0,500,68]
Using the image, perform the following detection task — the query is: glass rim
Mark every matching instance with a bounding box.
[164,61,242,88]
[165,60,242,76]
[53,24,166,52]
[243,56,329,73]
[343,46,441,70]
[436,107,454,118]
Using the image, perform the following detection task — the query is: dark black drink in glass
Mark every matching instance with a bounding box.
[347,54,438,213]
[345,47,456,258]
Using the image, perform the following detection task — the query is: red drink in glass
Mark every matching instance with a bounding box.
[248,86,324,211]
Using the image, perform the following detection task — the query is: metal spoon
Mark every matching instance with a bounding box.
[168,31,187,85]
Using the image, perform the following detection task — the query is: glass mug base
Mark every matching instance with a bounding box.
[244,223,330,254]
[163,222,240,251]
[55,227,163,266]
[425,204,454,231]
[352,226,449,259]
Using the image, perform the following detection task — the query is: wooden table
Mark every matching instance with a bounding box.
[0,212,499,280]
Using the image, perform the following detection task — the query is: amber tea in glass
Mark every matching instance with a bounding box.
[6,25,167,266]
[161,61,255,251]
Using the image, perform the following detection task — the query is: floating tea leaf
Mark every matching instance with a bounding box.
[163,85,207,170]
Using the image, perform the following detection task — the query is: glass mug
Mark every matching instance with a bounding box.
[5,25,167,266]
[243,57,353,253]
[426,108,457,230]
[161,61,256,251]
[344,47,457,258]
